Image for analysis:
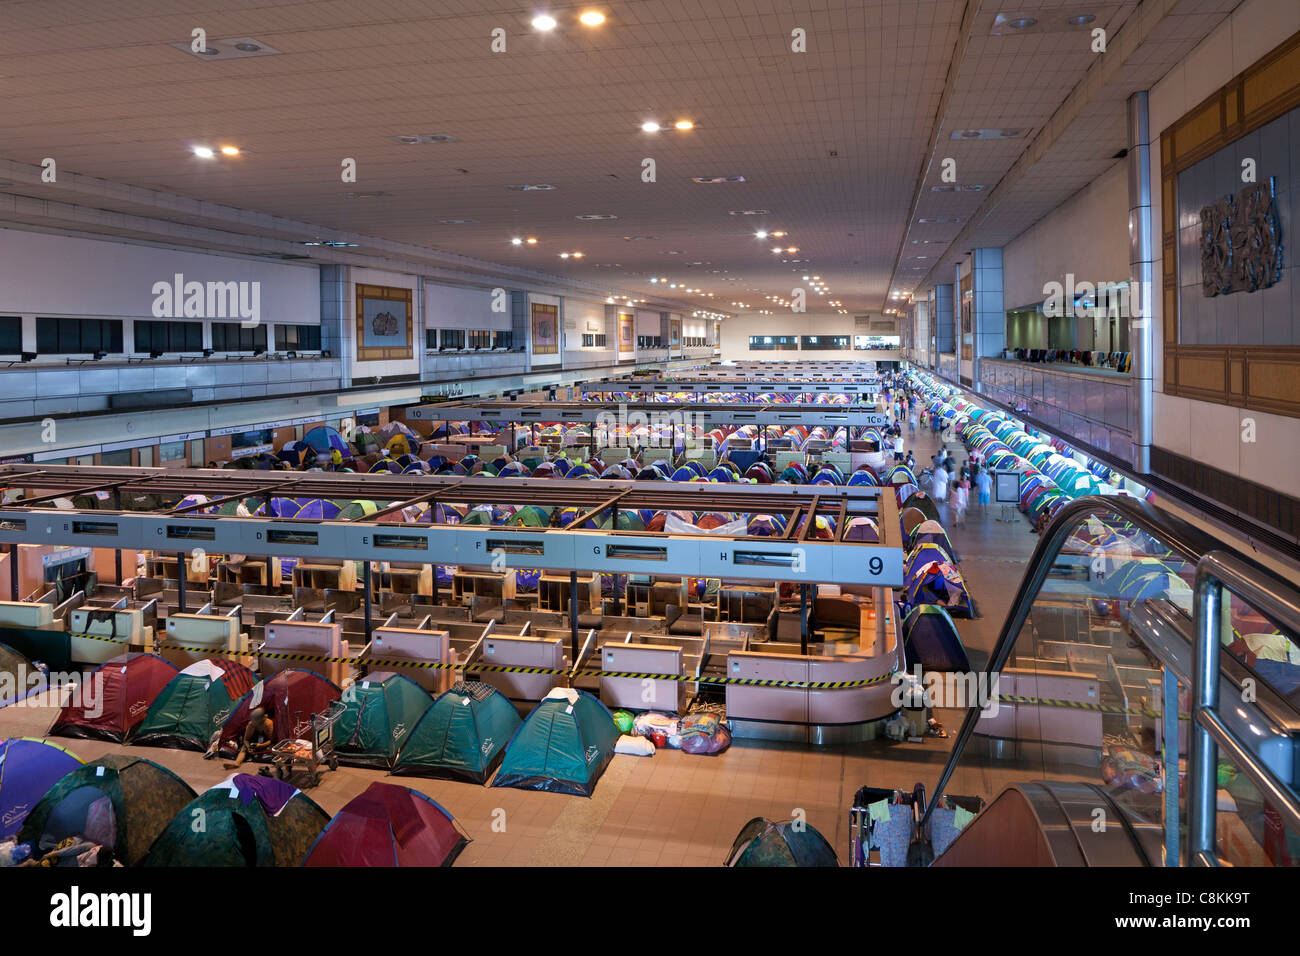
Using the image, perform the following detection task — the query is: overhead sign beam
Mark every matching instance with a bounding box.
[405,401,888,428]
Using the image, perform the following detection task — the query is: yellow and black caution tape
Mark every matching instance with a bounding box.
[66,631,896,690]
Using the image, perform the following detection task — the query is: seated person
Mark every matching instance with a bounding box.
[232,707,275,767]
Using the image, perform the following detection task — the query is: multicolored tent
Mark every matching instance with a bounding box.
[133,659,257,751]
[726,817,839,867]
[302,782,469,867]
[49,653,178,743]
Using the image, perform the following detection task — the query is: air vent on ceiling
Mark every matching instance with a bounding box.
[692,176,746,184]
[950,128,1027,140]
[917,217,961,224]
[439,218,476,224]
[575,214,618,221]
[389,134,460,145]
[506,184,556,191]
[728,209,769,215]
[170,37,282,59]
[931,184,986,192]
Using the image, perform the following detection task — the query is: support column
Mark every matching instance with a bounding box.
[1128,90,1154,474]
[955,263,965,385]
[971,248,1005,393]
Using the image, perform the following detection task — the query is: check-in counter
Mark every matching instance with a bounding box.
[369,626,454,695]
[976,667,1102,753]
[68,606,148,665]
[726,652,809,740]
[158,612,250,671]
[0,600,56,629]
[599,642,685,713]
[261,619,349,687]
[478,633,565,705]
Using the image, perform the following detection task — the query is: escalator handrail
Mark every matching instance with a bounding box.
[918,493,1290,832]
[1191,550,1300,865]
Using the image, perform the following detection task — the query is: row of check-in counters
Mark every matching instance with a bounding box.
[0,572,904,744]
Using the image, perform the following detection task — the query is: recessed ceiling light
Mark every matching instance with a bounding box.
[560,252,571,258]
[674,120,694,130]
[606,297,615,304]
[950,128,1026,140]
[532,14,558,31]
[234,42,261,52]
[526,237,538,244]
[1067,14,1096,26]
[511,238,523,245]
[579,11,606,26]
[650,278,658,283]
[692,176,745,184]
[193,146,215,159]
[172,37,281,59]
[389,133,460,145]
[575,214,618,220]
[755,230,768,239]
[220,145,240,156]
[641,121,662,132]
[572,251,584,258]
[785,247,798,253]
[622,235,656,241]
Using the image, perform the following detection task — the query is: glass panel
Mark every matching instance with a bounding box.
[1215,752,1300,866]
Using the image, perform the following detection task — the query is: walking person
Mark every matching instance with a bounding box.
[952,480,969,528]
[976,468,992,512]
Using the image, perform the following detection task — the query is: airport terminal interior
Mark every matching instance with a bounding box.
[0,0,1298,871]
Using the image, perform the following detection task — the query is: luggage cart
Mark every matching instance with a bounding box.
[265,701,346,788]
[849,783,985,866]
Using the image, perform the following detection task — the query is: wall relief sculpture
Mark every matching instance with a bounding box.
[1199,176,1284,297]
[371,310,399,335]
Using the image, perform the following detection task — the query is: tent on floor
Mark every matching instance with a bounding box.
[909,519,953,553]
[218,669,341,758]
[142,774,329,867]
[333,672,432,769]
[905,561,973,617]
[901,604,971,671]
[726,817,839,867]
[394,681,522,784]
[49,653,178,743]
[0,643,40,707]
[900,492,941,523]
[302,782,469,867]
[491,688,619,797]
[0,737,83,839]
[133,659,257,750]
[18,755,196,866]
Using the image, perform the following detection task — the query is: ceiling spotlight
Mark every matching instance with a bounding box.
[234,42,262,52]
[606,297,615,304]
[1067,14,1096,26]
[511,238,523,245]
[560,252,570,258]
[220,145,240,156]
[532,14,558,30]
[673,120,694,130]
[579,10,606,26]
[771,247,782,253]
[641,121,661,132]
[572,251,584,258]
[1005,16,1037,29]
[771,230,786,238]
[526,237,538,244]
[755,230,768,239]
[650,278,658,283]
[786,247,798,253]
[193,146,215,159]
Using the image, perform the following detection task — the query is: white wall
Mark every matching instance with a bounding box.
[1147,0,1300,500]
[1001,160,1129,311]
[719,313,900,361]
[423,282,508,333]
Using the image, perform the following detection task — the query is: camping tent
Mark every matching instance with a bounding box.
[725,817,839,867]
[333,672,432,769]
[49,653,177,743]
[133,659,257,751]
[901,604,971,671]
[18,755,196,866]
[491,688,619,797]
[302,782,469,867]
[218,669,342,757]
[0,738,82,839]
[0,643,40,705]
[906,561,973,617]
[142,774,329,867]
[394,681,522,784]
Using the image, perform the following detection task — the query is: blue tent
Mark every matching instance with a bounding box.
[0,738,83,839]
[901,604,970,671]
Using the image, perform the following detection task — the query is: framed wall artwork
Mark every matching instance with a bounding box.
[618,312,634,352]
[669,318,681,348]
[355,284,413,361]
[531,302,558,354]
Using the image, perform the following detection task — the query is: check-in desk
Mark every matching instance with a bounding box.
[726,628,902,744]
[976,666,1102,760]
[599,642,685,713]
[369,626,454,695]
[68,606,149,665]
[261,619,349,687]
[0,600,55,630]
[477,632,565,706]
[157,612,251,671]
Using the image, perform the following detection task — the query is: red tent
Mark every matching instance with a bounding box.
[218,668,340,756]
[302,782,468,867]
[49,653,177,742]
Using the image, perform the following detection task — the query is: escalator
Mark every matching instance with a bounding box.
[899,496,1300,867]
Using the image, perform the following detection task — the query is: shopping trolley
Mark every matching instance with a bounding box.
[265,701,346,788]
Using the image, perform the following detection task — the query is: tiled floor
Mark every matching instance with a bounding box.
[0,408,1055,866]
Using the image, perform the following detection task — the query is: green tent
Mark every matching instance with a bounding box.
[491,689,619,797]
[19,755,196,866]
[334,672,433,769]
[726,817,839,867]
[133,659,257,751]
[142,773,329,867]
[394,681,522,784]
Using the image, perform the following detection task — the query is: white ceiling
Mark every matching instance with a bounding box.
[0,0,1246,315]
